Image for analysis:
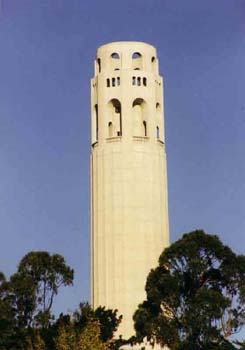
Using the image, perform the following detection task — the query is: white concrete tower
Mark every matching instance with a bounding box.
[90,42,169,340]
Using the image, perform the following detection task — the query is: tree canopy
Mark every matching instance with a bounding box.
[133,230,245,350]
[0,252,122,350]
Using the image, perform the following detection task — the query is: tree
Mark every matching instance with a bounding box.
[0,272,16,349]
[77,320,107,350]
[17,251,74,327]
[73,302,122,348]
[54,320,76,350]
[25,336,34,350]
[55,323,69,350]
[9,272,36,328]
[94,306,122,343]
[133,230,245,350]
[33,330,45,350]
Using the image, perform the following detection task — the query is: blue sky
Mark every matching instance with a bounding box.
[0,0,244,317]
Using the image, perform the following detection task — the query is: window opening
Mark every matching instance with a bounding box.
[132,77,136,86]
[132,98,147,137]
[95,104,98,141]
[107,79,110,87]
[143,121,147,137]
[143,77,147,86]
[112,78,116,87]
[137,77,141,86]
[156,126,160,139]
[108,99,122,137]
[97,58,101,73]
[111,52,120,59]
[108,122,113,137]
[132,52,142,59]
[117,77,120,86]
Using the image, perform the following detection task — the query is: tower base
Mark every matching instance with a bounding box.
[119,342,166,350]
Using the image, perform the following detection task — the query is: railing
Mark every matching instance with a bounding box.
[133,136,149,142]
[106,136,122,143]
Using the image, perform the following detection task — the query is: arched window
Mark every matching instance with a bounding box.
[156,126,160,139]
[108,99,122,136]
[107,79,110,87]
[156,103,161,140]
[132,52,142,59]
[108,122,113,137]
[132,98,147,137]
[132,52,143,70]
[132,77,136,85]
[97,58,101,73]
[95,104,98,141]
[143,121,147,137]
[117,77,120,86]
[111,52,120,59]
[112,78,116,87]
[143,77,147,86]
[151,56,156,72]
[137,77,141,86]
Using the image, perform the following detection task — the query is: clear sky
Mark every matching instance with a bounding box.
[0,0,244,317]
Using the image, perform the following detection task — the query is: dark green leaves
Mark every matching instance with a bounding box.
[134,230,245,350]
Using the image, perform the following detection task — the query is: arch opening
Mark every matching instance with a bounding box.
[151,56,157,72]
[111,52,120,59]
[97,58,101,73]
[143,121,147,137]
[132,52,142,59]
[108,99,122,137]
[108,122,113,137]
[95,104,98,141]
[156,126,160,139]
[156,103,162,140]
[132,98,147,137]
[132,52,143,70]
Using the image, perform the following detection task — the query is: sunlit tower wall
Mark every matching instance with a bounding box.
[90,42,169,340]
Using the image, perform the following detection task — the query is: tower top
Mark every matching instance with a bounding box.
[95,41,159,74]
[97,41,156,54]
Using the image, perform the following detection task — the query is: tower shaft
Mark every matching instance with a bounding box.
[90,42,169,339]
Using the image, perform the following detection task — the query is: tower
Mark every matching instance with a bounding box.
[90,42,169,341]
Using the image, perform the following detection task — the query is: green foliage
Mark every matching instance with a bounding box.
[9,272,36,328]
[32,330,45,350]
[76,320,107,350]
[0,272,17,349]
[0,251,74,349]
[73,302,122,348]
[18,251,74,327]
[55,322,76,350]
[53,308,122,350]
[94,306,123,343]
[133,230,245,350]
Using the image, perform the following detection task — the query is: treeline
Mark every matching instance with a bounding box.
[1,231,245,350]
[0,252,123,350]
